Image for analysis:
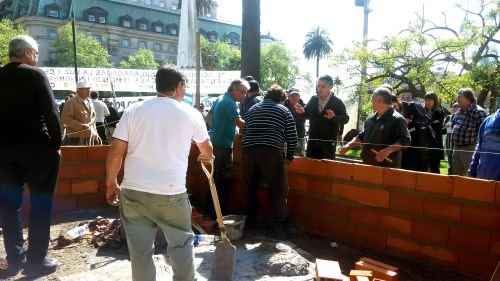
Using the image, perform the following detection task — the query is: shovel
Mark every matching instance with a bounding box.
[200,159,235,280]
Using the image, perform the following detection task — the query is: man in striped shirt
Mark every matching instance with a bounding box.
[241,84,297,237]
[451,88,487,176]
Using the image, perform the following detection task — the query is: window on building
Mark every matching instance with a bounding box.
[48,30,57,38]
[145,0,152,5]
[139,23,147,31]
[99,16,106,24]
[122,39,130,47]
[94,35,101,42]
[85,7,108,25]
[158,1,165,8]
[49,52,56,60]
[169,45,177,53]
[233,38,240,45]
[171,4,177,10]
[209,34,216,42]
[139,41,146,49]
[88,14,96,22]
[154,43,161,51]
[48,9,59,18]
[169,28,177,35]
[123,20,131,27]
[155,25,163,33]
[226,38,232,44]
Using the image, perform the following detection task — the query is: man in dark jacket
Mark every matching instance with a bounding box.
[295,75,349,159]
[0,35,61,277]
[339,87,411,168]
[284,88,307,156]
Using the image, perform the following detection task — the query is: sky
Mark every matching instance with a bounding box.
[215,0,470,91]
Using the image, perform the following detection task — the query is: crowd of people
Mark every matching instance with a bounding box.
[1,34,499,280]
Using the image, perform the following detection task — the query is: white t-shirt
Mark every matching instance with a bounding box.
[91,99,110,122]
[113,97,209,195]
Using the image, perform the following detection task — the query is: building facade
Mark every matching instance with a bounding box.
[0,0,242,66]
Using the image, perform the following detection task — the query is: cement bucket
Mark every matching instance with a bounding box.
[222,215,246,240]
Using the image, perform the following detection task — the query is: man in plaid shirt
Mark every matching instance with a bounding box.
[451,88,487,176]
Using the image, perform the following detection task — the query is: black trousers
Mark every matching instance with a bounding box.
[205,145,233,216]
[96,122,107,142]
[0,144,60,265]
[241,146,289,222]
[306,139,336,160]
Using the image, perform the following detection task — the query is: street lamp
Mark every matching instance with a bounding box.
[355,0,372,131]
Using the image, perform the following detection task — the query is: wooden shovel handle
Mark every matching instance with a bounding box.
[200,160,227,240]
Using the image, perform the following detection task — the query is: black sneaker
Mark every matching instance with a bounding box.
[23,258,59,276]
[5,256,26,276]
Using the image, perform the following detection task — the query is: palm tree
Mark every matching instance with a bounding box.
[241,0,261,83]
[303,26,333,79]
[178,0,214,16]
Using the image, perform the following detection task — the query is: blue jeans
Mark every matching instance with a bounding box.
[0,144,60,265]
[120,189,195,281]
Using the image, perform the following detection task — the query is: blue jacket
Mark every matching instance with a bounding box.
[469,109,500,180]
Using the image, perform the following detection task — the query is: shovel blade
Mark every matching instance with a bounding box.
[211,238,236,280]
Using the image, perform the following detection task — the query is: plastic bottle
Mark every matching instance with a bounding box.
[67,224,89,239]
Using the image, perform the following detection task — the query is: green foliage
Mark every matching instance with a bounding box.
[119,49,158,69]
[47,22,111,68]
[0,19,26,65]
[261,42,300,90]
[200,37,240,70]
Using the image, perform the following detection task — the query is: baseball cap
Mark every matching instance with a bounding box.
[249,80,260,92]
[289,88,300,95]
[76,81,91,89]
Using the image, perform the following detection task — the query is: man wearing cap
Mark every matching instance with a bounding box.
[239,80,263,119]
[285,88,307,157]
[61,81,97,145]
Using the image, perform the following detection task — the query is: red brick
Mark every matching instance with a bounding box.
[59,164,79,179]
[61,146,88,162]
[421,245,458,269]
[308,179,333,197]
[56,180,72,197]
[383,168,416,191]
[412,218,449,245]
[288,158,327,177]
[87,145,109,161]
[462,204,500,232]
[496,182,500,205]
[76,194,106,209]
[386,236,421,259]
[453,177,495,203]
[351,207,379,227]
[288,175,308,192]
[379,215,412,234]
[327,161,353,181]
[297,196,327,215]
[358,188,390,208]
[324,202,350,221]
[389,192,424,216]
[332,183,359,202]
[72,180,99,194]
[490,233,500,257]
[449,226,490,255]
[52,197,77,214]
[458,252,498,279]
[331,221,357,241]
[357,229,387,250]
[353,164,384,185]
[287,192,300,209]
[423,198,462,223]
[78,162,106,178]
[416,173,454,196]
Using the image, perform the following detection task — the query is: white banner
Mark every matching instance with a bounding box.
[39,67,240,94]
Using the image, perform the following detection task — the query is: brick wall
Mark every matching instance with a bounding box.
[56,143,500,279]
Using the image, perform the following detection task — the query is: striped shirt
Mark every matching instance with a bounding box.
[451,103,487,146]
[242,99,298,159]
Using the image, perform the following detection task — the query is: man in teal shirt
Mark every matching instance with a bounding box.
[205,79,248,218]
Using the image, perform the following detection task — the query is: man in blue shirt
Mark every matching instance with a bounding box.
[205,79,248,218]
[468,108,500,180]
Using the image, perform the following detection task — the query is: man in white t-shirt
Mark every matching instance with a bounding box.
[90,91,110,143]
[106,65,213,281]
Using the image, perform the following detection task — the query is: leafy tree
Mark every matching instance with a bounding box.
[178,0,214,16]
[241,0,261,82]
[303,26,333,79]
[260,42,300,90]
[47,22,111,68]
[119,49,158,69]
[0,19,26,65]
[200,37,240,70]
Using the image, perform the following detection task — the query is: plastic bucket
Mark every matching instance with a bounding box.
[222,215,246,240]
